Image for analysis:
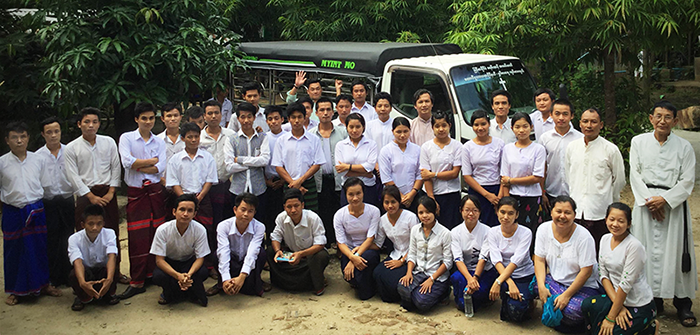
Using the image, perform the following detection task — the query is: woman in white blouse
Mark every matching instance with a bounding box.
[372,185,420,303]
[582,203,658,335]
[487,196,536,322]
[335,113,380,207]
[420,111,462,229]
[333,177,381,300]
[449,194,497,313]
[398,196,452,312]
[462,109,504,227]
[533,196,602,332]
[378,117,423,213]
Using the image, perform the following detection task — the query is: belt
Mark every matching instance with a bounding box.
[645,184,670,190]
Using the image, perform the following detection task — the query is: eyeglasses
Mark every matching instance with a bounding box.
[652,114,674,122]
[462,208,480,214]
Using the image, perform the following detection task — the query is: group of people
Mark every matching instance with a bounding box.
[0,72,696,334]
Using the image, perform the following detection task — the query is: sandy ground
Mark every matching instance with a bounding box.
[2,131,700,335]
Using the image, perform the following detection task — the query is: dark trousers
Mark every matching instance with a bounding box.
[263,183,285,243]
[69,266,118,303]
[267,247,329,292]
[318,175,340,245]
[373,256,407,303]
[339,249,380,300]
[152,257,208,304]
[225,248,267,296]
[397,272,451,312]
[44,196,75,286]
[210,181,233,225]
[575,216,608,258]
[435,192,461,230]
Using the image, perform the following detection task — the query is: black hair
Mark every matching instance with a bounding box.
[496,196,519,212]
[431,110,451,127]
[179,122,201,138]
[134,102,156,118]
[78,107,101,122]
[175,193,199,212]
[346,113,366,131]
[342,177,365,195]
[553,98,575,114]
[510,111,533,127]
[490,89,512,105]
[381,184,402,204]
[552,195,577,212]
[307,78,322,87]
[651,100,678,118]
[186,106,204,120]
[298,96,314,106]
[460,194,482,212]
[5,121,28,138]
[161,102,182,115]
[265,105,284,119]
[234,192,259,209]
[242,82,262,94]
[82,204,105,221]
[316,96,333,108]
[392,116,411,130]
[606,202,632,225]
[236,102,257,118]
[374,92,393,108]
[202,100,222,111]
[286,102,306,119]
[470,109,490,126]
[582,107,602,122]
[413,89,433,105]
[283,188,305,205]
[417,196,438,216]
[533,88,556,101]
[336,94,353,105]
[351,80,369,92]
[40,116,62,132]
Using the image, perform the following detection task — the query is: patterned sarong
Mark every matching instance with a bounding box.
[126,183,166,285]
[2,201,49,295]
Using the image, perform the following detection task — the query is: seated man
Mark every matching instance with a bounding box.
[269,189,330,295]
[150,194,210,307]
[67,204,119,311]
[214,193,267,296]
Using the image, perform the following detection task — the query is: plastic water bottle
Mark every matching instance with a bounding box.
[463,289,474,317]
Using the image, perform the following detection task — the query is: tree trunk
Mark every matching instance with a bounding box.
[603,50,617,129]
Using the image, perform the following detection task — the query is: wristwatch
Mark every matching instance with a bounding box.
[495,278,502,286]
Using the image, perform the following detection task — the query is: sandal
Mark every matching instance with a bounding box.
[157,294,168,305]
[42,285,63,297]
[205,284,221,296]
[71,297,85,311]
[118,274,131,285]
[674,297,697,327]
[5,295,18,306]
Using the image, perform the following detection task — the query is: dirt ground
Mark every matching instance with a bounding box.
[3,137,700,335]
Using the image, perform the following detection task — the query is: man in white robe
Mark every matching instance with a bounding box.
[630,100,697,327]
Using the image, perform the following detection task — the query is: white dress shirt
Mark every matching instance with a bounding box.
[487,225,535,279]
[534,221,599,288]
[264,130,288,179]
[420,139,463,195]
[374,210,420,260]
[530,110,555,141]
[156,130,185,167]
[200,126,236,181]
[118,130,167,187]
[565,136,626,220]
[333,204,380,249]
[166,149,218,193]
[378,141,422,195]
[64,135,122,197]
[350,102,377,122]
[334,136,378,187]
[451,221,493,272]
[216,217,265,281]
[0,151,48,208]
[68,228,118,268]
[270,130,326,181]
[35,144,73,199]
[365,117,394,151]
[501,142,546,197]
[490,117,516,144]
[150,220,210,262]
[271,209,327,252]
[228,107,269,133]
[599,233,654,307]
[332,118,346,130]
[407,222,453,282]
[462,137,504,186]
[281,119,319,132]
[539,127,583,197]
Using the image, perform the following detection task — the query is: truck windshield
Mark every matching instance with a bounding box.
[450,60,537,125]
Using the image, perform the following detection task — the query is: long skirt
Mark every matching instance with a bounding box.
[267,247,329,292]
[2,201,49,295]
[318,174,340,245]
[152,257,208,304]
[435,191,461,230]
[43,196,75,286]
[373,256,408,303]
[192,194,216,270]
[209,181,233,225]
[468,184,500,227]
[500,274,535,322]
[397,272,451,312]
[582,295,657,335]
[450,267,498,312]
[511,195,541,253]
[126,184,166,285]
[532,274,603,331]
[339,249,380,300]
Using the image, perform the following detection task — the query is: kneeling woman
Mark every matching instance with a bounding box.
[398,196,453,311]
[582,203,658,335]
[488,196,536,322]
[334,177,381,300]
[372,185,420,302]
[449,194,498,313]
[533,196,602,332]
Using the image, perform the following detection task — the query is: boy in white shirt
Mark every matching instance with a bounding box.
[157,102,185,221]
[67,204,119,311]
[262,105,288,236]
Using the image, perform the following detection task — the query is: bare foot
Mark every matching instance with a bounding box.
[654,319,659,335]
[5,294,18,306]
[42,285,63,297]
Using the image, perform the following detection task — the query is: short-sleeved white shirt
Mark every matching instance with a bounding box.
[270,130,326,180]
[166,149,218,193]
[333,204,380,249]
[68,228,118,268]
[365,117,394,151]
[374,210,420,260]
[150,220,210,262]
[462,137,504,186]
[420,139,462,195]
[271,209,327,252]
[534,221,599,288]
[334,135,378,187]
[487,225,535,279]
[500,142,546,197]
[378,141,421,195]
[451,222,493,272]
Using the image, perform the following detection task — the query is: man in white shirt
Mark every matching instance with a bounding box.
[282,96,319,132]
[333,94,353,129]
[409,89,435,146]
[37,117,75,287]
[64,107,128,285]
[349,80,377,122]
[228,82,269,133]
[208,85,233,127]
[1,122,60,306]
[268,189,330,295]
[489,89,516,144]
[262,106,288,237]
[565,107,625,253]
[118,102,168,299]
[151,194,210,307]
[538,99,582,221]
[156,102,185,222]
[530,88,556,141]
[185,106,206,131]
[67,204,119,311]
[365,92,394,152]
